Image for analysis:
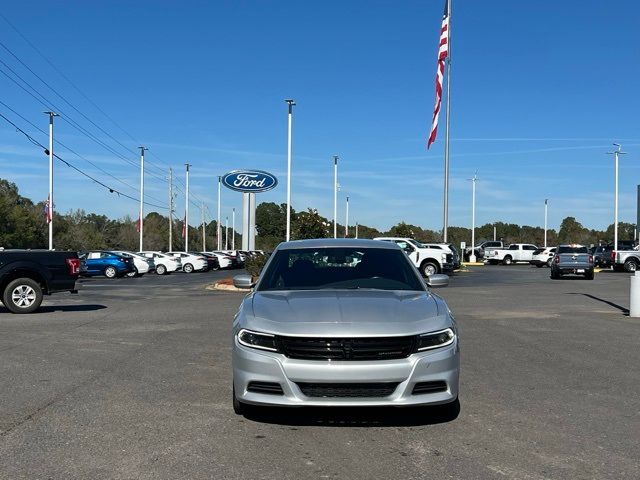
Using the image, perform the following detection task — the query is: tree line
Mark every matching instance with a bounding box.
[0,179,634,252]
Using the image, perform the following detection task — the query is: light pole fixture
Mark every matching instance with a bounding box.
[607,143,627,252]
[285,99,295,242]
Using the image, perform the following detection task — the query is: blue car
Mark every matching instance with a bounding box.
[80,251,135,278]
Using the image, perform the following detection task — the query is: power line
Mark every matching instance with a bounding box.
[0,14,174,177]
[0,110,167,210]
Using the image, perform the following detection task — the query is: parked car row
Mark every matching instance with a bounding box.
[77,249,259,278]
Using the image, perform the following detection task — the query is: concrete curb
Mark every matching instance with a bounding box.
[462,262,485,267]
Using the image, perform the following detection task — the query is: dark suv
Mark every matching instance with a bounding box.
[593,245,614,268]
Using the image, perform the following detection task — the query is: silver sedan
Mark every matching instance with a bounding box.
[231,238,459,415]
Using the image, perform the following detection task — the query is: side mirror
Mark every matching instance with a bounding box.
[426,274,449,288]
[233,274,256,289]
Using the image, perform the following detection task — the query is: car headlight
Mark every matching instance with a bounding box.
[416,327,455,351]
[237,329,279,352]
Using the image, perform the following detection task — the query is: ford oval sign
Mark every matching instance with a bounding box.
[222,170,278,193]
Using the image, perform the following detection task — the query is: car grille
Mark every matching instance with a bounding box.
[276,336,416,361]
[296,382,399,398]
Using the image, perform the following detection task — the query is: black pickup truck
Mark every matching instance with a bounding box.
[0,250,80,313]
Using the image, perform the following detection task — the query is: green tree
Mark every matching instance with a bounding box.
[292,209,329,239]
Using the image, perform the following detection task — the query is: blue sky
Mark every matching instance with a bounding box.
[1,0,639,235]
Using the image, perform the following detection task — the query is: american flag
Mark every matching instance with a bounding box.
[427,0,450,149]
[44,196,52,224]
[135,216,141,233]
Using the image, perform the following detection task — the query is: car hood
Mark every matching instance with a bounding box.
[243,290,450,337]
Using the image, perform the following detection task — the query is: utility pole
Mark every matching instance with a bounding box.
[345,196,350,238]
[232,207,236,250]
[138,146,147,252]
[544,199,548,248]
[44,111,58,250]
[225,216,229,250]
[608,144,626,252]
[468,173,478,262]
[333,155,338,239]
[185,163,191,251]
[285,99,295,241]
[217,176,222,250]
[168,168,174,252]
[201,202,206,252]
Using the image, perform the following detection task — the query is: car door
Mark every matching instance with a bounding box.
[521,245,537,261]
[86,252,102,274]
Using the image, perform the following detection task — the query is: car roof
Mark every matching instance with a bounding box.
[277,238,399,250]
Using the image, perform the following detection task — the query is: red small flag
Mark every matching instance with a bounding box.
[135,216,141,233]
[427,0,450,149]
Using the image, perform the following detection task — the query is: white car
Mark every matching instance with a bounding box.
[166,251,208,273]
[485,244,539,265]
[530,247,556,268]
[205,251,234,269]
[111,251,151,277]
[137,251,180,275]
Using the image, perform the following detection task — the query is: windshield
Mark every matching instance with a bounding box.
[257,247,425,292]
[407,239,426,248]
[558,246,589,254]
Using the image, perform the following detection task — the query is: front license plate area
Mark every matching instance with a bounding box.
[576,269,585,273]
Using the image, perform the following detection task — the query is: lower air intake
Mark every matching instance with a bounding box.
[296,382,399,398]
[412,381,447,395]
[247,381,284,395]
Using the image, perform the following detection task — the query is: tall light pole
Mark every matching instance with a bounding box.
[44,111,58,250]
[333,155,338,239]
[285,99,295,241]
[232,207,236,250]
[168,168,174,252]
[138,146,147,252]
[468,173,478,262]
[608,144,627,252]
[201,202,206,252]
[544,199,548,248]
[225,216,229,250]
[185,163,191,251]
[345,196,350,238]
[217,176,222,250]
[355,222,359,239]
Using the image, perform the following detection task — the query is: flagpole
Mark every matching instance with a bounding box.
[442,0,452,243]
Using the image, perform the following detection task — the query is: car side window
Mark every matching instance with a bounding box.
[523,245,537,251]
[395,241,414,253]
[88,252,100,259]
[509,245,518,250]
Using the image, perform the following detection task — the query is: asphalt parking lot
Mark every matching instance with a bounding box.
[1,266,639,479]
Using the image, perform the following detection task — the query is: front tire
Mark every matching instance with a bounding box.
[183,263,194,273]
[156,264,167,275]
[421,261,439,277]
[104,266,117,278]
[126,269,138,278]
[3,278,43,314]
[503,256,513,266]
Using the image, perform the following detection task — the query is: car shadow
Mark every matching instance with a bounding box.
[240,400,460,427]
[0,304,108,314]
[566,293,629,314]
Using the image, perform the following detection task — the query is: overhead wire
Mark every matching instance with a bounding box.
[0,110,167,210]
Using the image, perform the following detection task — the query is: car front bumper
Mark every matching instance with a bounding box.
[233,338,459,407]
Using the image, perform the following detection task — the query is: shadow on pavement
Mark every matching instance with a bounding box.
[566,293,629,314]
[241,399,460,427]
[0,304,108,314]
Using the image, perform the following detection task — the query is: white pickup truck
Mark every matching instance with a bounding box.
[484,243,538,265]
[374,237,454,276]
